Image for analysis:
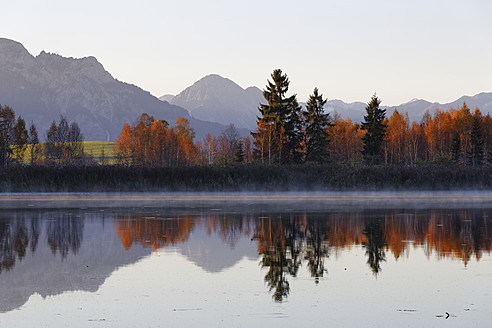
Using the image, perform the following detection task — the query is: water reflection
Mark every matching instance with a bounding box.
[114,209,492,301]
[0,207,491,309]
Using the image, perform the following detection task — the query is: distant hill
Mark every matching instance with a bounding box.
[0,38,233,141]
[158,94,175,102]
[167,74,263,130]
[327,95,492,123]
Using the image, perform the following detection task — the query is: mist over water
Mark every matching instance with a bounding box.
[2,190,492,210]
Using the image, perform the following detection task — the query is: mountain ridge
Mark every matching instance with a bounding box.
[0,38,240,141]
[163,72,492,126]
[166,74,263,130]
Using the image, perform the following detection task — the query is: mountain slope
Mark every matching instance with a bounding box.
[0,38,230,141]
[169,74,263,130]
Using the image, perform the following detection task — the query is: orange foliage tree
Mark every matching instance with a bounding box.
[114,114,197,167]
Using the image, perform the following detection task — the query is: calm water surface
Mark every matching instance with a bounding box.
[0,193,491,327]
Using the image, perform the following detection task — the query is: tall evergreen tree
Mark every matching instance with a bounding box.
[252,69,301,164]
[0,105,15,167]
[450,131,461,163]
[13,116,29,163]
[361,94,387,164]
[468,113,484,165]
[303,88,331,163]
[28,123,41,165]
[234,140,244,163]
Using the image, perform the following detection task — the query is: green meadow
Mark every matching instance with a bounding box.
[17,141,117,165]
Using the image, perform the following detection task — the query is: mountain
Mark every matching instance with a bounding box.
[167,74,492,128]
[168,74,263,130]
[324,99,367,122]
[159,94,175,102]
[326,94,492,123]
[0,38,230,141]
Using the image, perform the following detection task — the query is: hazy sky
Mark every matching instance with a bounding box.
[2,0,491,105]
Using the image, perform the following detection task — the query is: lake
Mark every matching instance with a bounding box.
[0,192,491,327]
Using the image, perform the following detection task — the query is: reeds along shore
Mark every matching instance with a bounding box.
[1,163,492,192]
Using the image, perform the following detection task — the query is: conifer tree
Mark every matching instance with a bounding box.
[28,123,41,165]
[0,105,15,166]
[235,140,244,163]
[303,88,331,163]
[13,116,28,163]
[252,69,301,164]
[451,131,461,163]
[468,113,484,165]
[361,94,387,164]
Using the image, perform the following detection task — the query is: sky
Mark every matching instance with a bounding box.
[2,0,492,105]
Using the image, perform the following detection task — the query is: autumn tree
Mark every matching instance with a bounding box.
[383,110,410,164]
[242,136,253,163]
[115,122,133,165]
[361,94,387,164]
[303,88,331,163]
[174,116,196,166]
[328,114,363,163]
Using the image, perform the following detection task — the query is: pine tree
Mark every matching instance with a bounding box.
[303,88,331,163]
[450,131,461,163]
[0,105,15,166]
[234,140,244,163]
[28,123,41,165]
[13,116,28,163]
[468,114,484,165]
[252,69,301,164]
[361,94,387,164]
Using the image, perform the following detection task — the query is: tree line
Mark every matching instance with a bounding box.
[114,69,492,168]
[2,68,492,172]
[0,105,85,167]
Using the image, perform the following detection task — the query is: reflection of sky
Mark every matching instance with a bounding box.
[1,247,490,327]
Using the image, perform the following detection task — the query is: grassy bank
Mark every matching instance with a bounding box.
[1,163,492,192]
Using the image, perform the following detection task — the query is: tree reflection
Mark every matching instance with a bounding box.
[0,213,75,273]
[363,218,386,275]
[0,221,15,273]
[114,215,196,250]
[13,220,29,260]
[305,218,329,283]
[253,216,304,302]
[47,215,83,258]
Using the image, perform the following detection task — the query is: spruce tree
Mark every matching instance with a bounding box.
[468,115,484,165]
[0,105,15,166]
[361,94,387,164]
[450,131,461,163]
[13,116,28,163]
[252,69,301,164]
[303,88,331,163]
[28,123,41,166]
[234,140,244,163]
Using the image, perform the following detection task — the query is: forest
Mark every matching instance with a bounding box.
[1,69,492,191]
